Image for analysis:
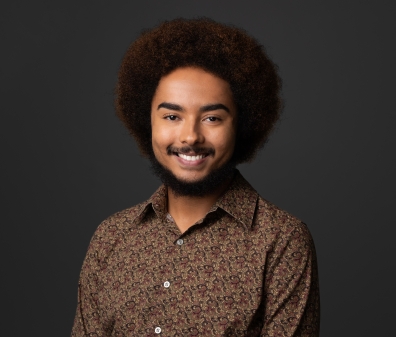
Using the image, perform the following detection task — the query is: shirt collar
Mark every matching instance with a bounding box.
[136,170,259,230]
[213,170,258,230]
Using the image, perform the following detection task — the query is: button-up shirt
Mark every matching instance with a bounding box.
[71,171,320,336]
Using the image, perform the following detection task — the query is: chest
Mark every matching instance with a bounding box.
[97,218,268,335]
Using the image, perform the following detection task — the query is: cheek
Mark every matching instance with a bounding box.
[212,129,236,157]
[151,123,175,154]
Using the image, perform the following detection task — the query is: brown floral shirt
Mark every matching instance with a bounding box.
[71,171,320,336]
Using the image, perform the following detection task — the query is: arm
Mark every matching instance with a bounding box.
[71,222,114,337]
[261,222,320,337]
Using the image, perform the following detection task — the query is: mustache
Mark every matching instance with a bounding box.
[166,145,215,156]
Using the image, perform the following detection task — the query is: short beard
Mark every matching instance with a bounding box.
[149,155,236,198]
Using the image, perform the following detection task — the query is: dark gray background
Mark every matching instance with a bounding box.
[1,1,395,336]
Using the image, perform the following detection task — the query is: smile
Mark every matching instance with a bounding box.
[177,153,207,161]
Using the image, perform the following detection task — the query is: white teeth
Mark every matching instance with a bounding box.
[178,154,205,161]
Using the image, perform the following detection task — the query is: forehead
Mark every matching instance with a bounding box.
[153,67,235,106]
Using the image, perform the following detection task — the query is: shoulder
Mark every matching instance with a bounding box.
[227,172,313,244]
[98,201,147,232]
[253,195,314,251]
[86,201,149,259]
[255,196,305,230]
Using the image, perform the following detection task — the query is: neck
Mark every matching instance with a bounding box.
[167,175,233,233]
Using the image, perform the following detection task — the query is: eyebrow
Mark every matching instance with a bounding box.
[157,102,230,113]
[157,102,183,111]
[200,103,230,113]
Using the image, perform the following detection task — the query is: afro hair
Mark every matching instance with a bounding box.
[116,18,282,164]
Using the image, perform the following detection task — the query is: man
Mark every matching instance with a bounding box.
[71,18,320,336]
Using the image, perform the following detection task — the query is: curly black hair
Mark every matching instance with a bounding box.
[116,18,282,164]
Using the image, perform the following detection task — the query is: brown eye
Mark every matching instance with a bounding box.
[205,116,220,122]
[165,115,178,121]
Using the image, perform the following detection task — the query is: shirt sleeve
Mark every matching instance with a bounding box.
[71,221,114,337]
[261,222,320,337]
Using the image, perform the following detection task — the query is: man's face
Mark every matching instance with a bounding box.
[151,67,237,190]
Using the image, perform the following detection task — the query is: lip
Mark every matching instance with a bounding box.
[174,153,209,167]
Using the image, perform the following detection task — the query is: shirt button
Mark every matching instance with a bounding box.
[164,281,170,288]
[176,239,184,245]
[155,327,161,334]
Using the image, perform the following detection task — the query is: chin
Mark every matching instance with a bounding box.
[174,171,209,183]
[150,155,236,197]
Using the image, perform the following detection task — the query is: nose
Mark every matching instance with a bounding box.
[179,117,204,145]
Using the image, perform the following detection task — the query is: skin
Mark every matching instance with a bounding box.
[151,67,238,233]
